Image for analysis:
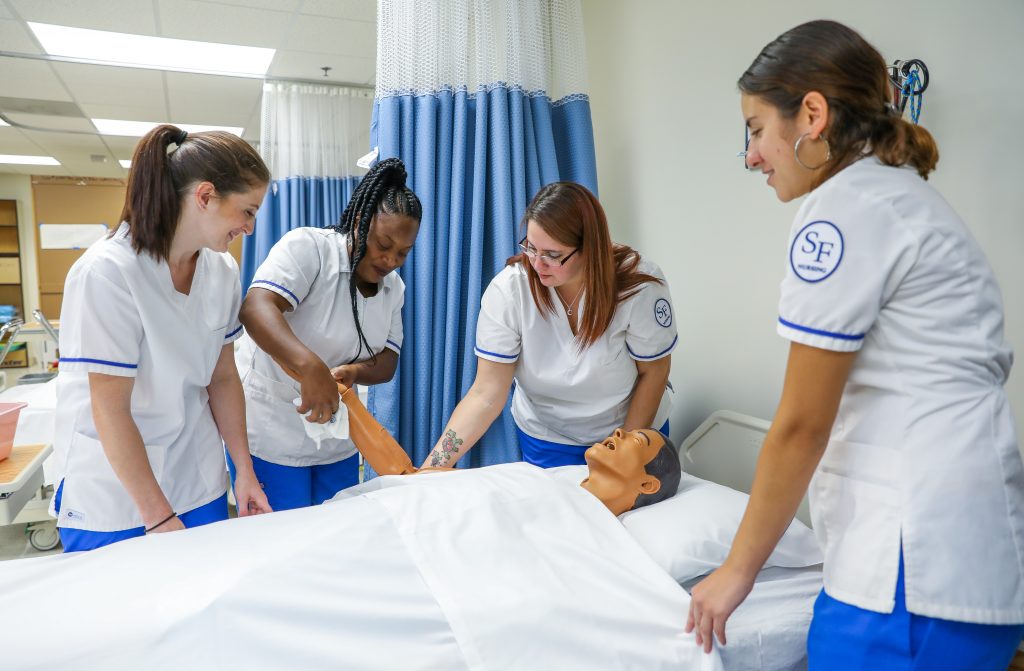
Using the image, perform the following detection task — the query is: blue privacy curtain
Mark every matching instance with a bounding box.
[368,0,598,469]
[241,82,373,288]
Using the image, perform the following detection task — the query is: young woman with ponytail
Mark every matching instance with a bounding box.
[235,158,421,510]
[54,125,272,552]
[685,20,1024,670]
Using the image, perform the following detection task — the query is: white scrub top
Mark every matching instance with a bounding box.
[236,227,404,466]
[475,257,676,445]
[54,223,241,532]
[779,156,1024,624]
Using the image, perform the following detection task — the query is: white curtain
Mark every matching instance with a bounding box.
[259,82,373,179]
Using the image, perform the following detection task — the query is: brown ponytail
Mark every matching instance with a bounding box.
[120,125,270,260]
[738,20,939,180]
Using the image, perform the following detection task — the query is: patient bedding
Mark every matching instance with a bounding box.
[0,462,722,670]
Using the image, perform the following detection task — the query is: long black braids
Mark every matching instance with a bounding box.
[332,157,422,364]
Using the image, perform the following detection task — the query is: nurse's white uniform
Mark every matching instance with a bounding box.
[54,223,242,532]
[475,257,677,446]
[235,227,404,466]
[778,156,1024,624]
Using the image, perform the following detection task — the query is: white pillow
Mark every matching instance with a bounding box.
[618,473,822,583]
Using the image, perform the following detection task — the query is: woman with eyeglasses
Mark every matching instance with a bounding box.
[685,20,1024,670]
[422,181,677,470]
[234,158,421,511]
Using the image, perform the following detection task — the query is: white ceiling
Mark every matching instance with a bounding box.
[0,0,377,178]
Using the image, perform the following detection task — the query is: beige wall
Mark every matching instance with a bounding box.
[582,0,1024,458]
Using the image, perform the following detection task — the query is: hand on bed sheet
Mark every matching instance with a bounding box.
[233,469,273,516]
[685,563,756,653]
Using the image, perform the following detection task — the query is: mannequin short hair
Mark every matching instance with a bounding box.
[632,431,681,511]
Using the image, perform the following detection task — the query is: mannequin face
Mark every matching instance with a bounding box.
[580,428,665,516]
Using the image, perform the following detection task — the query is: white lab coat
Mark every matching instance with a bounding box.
[475,257,676,445]
[53,224,240,532]
[236,227,404,466]
[778,157,1024,624]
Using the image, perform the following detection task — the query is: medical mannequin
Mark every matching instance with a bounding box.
[53,124,272,552]
[424,182,678,470]
[234,158,421,511]
[340,381,679,515]
[686,20,1024,671]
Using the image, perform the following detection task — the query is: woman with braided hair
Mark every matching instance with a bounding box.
[236,158,421,511]
[54,124,272,552]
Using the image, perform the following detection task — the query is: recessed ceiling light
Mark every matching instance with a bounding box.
[0,154,60,166]
[28,22,275,76]
[0,119,9,127]
[92,119,244,137]
[118,159,131,169]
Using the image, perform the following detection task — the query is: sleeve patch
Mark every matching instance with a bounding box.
[654,298,672,328]
[789,220,844,283]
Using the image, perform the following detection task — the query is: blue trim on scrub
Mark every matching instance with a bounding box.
[778,316,865,342]
[58,357,138,369]
[54,480,228,553]
[474,346,517,360]
[627,334,678,360]
[225,324,243,339]
[386,339,401,351]
[517,420,670,468]
[807,550,1024,670]
[226,452,359,511]
[251,279,299,305]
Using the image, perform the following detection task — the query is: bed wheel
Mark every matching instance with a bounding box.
[27,522,60,552]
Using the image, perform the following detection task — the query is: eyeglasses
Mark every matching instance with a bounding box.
[518,237,578,266]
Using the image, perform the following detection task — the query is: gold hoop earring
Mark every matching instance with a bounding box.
[794,133,831,170]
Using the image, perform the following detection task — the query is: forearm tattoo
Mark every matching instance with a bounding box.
[431,429,463,467]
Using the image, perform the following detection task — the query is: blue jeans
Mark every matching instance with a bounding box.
[808,551,1024,670]
[55,481,228,553]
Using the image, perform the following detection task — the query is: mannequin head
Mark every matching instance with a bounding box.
[580,428,681,516]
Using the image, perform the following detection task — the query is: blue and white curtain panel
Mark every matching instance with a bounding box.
[369,0,598,469]
[242,82,374,289]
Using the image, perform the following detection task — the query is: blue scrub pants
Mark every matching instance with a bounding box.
[516,420,670,468]
[54,480,229,553]
[808,552,1024,670]
[227,452,359,512]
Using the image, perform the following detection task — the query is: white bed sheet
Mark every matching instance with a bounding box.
[683,565,822,671]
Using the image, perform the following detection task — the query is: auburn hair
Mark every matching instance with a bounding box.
[508,182,661,350]
[738,19,938,182]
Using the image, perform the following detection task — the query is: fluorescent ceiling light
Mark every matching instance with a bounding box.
[28,22,275,76]
[0,119,8,127]
[0,154,60,166]
[118,159,131,169]
[92,119,243,137]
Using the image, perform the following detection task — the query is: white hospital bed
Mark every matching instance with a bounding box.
[681,410,821,671]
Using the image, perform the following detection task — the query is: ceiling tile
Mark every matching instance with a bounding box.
[156,0,291,49]
[0,18,44,53]
[2,114,96,133]
[191,0,301,11]
[9,0,157,35]
[281,15,375,57]
[0,127,47,154]
[164,72,262,126]
[77,102,171,123]
[300,0,376,22]
[0,59,72,101]
[268,51,375,85]
[52,62,167,107]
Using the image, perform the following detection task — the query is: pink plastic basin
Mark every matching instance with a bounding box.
[0,401,28,461]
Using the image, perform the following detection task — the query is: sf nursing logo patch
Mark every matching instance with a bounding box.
[790,220,844,283]
[654,298,672,327]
